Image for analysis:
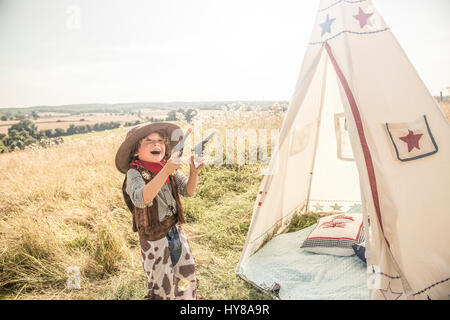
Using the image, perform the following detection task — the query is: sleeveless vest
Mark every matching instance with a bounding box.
[122,164,186,241]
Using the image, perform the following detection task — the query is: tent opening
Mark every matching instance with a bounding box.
[237,51,369,300]
[305,57,362,215]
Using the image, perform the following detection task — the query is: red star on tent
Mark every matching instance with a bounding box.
[399,130,423,152]
[353,7,373,28]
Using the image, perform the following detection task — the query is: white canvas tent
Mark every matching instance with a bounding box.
[237,0,450,300]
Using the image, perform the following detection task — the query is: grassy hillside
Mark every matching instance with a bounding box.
[0,108,294,300]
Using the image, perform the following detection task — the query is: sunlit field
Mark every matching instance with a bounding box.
[1,102,448,300]
[0,107,291,300]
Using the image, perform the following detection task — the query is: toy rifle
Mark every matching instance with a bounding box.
[193,131,216,168]
[171,128,192,157]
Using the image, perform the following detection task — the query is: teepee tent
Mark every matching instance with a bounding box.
[237,0,449,300]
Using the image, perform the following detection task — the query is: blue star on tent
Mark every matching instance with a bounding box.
[331,203,343,211]
[313,203,324,211]
[379,282,403,300]
[320,14,336,36]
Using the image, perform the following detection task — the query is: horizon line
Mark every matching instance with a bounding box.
[0,99,291,110]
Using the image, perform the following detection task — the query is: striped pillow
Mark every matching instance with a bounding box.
[301,213,365,256]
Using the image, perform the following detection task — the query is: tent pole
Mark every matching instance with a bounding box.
[324,41,385,237]
[304,53,328,214]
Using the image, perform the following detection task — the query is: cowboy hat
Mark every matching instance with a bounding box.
[115,122,183,173]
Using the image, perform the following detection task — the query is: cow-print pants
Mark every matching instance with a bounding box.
[139,224,197,300]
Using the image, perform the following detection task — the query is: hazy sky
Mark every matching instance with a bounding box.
[0,0,449,108]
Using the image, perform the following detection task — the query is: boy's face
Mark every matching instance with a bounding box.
[134,132,166,163]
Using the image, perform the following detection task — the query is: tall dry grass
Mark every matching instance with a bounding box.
[439,101,450,121]
[0,130,139,298]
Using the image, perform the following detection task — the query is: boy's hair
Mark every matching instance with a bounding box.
[129,129,170,163]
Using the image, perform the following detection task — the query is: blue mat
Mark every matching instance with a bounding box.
[239,224,369,300]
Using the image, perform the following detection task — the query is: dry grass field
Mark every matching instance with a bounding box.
[440,101,450,120]
[0,107,286,300]
[0,101,447,300]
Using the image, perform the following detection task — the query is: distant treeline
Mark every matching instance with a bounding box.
[1,110,40,121]
[0,107,207,153]
[0,119,145,153]
[0,101,287,116]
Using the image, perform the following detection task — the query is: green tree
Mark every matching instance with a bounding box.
[8,119,38,139]
[44,129,53,137]
[184,108,198,123]
[54,128,65,137]
[166,110,177,121]
[14,113,26,120]
[76,125,87,133]
[66,124,77,135]
[37,130,48,140]
[6,129,36,150]
[31,111,40,120]
[0,139,7,153]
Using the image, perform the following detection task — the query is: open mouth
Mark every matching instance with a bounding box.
[150,150,161,155]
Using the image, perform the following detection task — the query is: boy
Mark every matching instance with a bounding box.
[115,122,204,300]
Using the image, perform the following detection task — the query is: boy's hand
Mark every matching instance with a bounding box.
[164,152,183,175]
[190,154,204,174]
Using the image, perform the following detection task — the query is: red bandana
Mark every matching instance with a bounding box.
[130,159,170,183]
